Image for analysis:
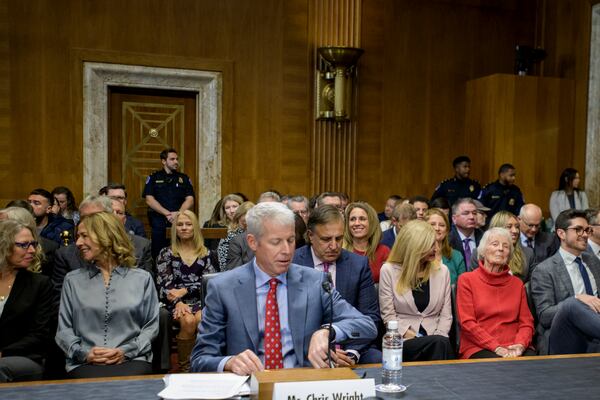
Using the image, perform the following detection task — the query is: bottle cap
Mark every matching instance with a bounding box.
[387,320,398,330]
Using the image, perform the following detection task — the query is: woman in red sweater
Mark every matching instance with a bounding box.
[343,202,390,283]
[457,227,535,359]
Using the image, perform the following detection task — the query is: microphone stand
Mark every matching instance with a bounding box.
[321,272,335,368]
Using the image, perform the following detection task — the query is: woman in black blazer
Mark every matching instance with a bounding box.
[0,219,54,382]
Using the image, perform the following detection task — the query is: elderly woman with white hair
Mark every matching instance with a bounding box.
[456,227,535,359]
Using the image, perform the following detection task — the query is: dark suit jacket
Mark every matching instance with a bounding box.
[52,234,154,295]
[125,214,147,238]
[40,237,59,277]
[225,232,254,271]
[0,270,55,363]
[292,245,381,353]
[530,250,600,354]
[189,262,377,372]
[449,227,483,269]
[380,228,396,249]
[530,231,560,266]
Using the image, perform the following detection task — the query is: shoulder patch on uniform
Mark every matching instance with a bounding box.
[145,176,151,184]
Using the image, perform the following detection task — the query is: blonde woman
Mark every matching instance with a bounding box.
[343,202,390,283]
[470,211,534,282]
[0,220,54,382]
[379,220,454,361]
[425,208,465,285]
[56,212,159,378]
[156,210,218,371]
[203,194,244,250]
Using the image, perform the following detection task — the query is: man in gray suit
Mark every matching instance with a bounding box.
[225,232,254,270]
[585,208,600,262]
[531,209,600,355]
[190,202,376,375]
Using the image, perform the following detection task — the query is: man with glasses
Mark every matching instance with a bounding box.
[585,208,600,262]
[531,209,600,355]
[287,195,310,224]
[99,183,146,238]
[518,204,559,265]
[449,198,483,269]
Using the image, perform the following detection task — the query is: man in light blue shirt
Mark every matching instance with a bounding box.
[190,202,377,375]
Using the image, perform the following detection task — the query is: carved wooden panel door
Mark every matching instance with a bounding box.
[108,87,197,229]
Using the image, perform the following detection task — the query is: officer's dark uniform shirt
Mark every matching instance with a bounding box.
[431,177,481,206]
[480,180,524,219]
[40,214,75,245]
[142,169,195,214]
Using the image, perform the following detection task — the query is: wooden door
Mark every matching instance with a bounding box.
[108,87,197,228]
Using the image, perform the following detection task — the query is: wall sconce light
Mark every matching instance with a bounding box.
[316,46,364,122]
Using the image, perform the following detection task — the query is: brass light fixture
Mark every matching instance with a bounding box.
[316,46,364,122]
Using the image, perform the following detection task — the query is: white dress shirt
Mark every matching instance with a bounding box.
[559,248,598,296]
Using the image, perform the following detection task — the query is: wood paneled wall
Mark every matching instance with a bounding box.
[357,0,537,207]
[1,0,590,217]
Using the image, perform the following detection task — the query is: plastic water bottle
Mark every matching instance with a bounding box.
[376,320,406,393]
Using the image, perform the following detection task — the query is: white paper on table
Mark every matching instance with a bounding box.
[158,373,250,400]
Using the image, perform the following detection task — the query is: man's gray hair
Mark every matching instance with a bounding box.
[79,195,113,213]
[246,202,295,239]
[477,227,514,261]
[451,197,477,215]
[0,207,37,233]
[287,195,308,208]
[257,191,281,203]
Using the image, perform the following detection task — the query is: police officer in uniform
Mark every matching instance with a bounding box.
[480,163,524,220]
[143,148,195,258]
[431,155,481,206]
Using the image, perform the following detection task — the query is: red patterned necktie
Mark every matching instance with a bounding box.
[264,278,283,369]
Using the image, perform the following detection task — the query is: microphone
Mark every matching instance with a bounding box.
[322,272,335,368]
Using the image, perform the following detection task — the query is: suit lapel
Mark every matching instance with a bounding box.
[553,253,575,297]
[234,266,260,351]
[287,266,308,365]
[296,246,315,268]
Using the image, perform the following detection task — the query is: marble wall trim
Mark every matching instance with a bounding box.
[587,4,600,208]
[83,62,222,222]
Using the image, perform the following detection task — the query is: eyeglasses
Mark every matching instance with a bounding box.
[109,195,127,201]
[565,226,594,236]
[14,241,39,249]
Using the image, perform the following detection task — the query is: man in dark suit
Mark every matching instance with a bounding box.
[190,202,376,375]
[449,198,483,270]
[531,209,600,355]
[99,182,146,238]
[518,203,560,267]
[380,203,417,249]
[292,205,381,364]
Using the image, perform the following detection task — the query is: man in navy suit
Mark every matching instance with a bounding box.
[292,205,381,365]
[448,198,483,270]
[380,203,417,249]
[518,204,559,268]
[190,202,376,375]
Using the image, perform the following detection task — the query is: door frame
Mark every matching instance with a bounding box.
[81,60,222,223]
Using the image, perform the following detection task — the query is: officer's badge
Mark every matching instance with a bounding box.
[469,185,474,192]
[179,177,183,184]
[509,198,515,206]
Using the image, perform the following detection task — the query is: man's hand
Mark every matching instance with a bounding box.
[308,328,337,368]
[224,350,264,376]
[576,294,600,313]
[334,349,356,367]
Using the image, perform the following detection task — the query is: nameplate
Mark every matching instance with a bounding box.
[272,379,375,400]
